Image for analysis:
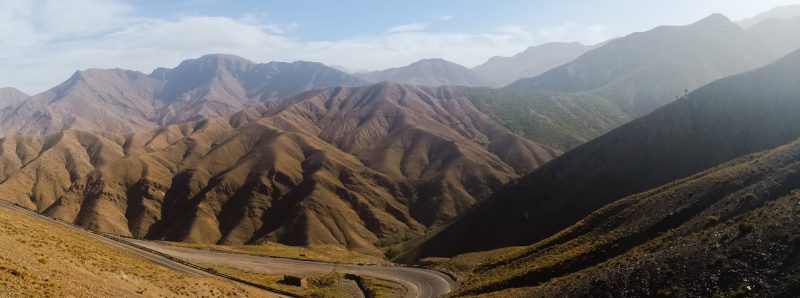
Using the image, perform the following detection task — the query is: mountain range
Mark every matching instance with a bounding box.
[736,3,800,28]
[0,83,558,254]
[473,42,596,86]
[416,47,800,259]
[508,14,775,117]
[0,87,28,109]
[356,58,495,87]
[0,54,366,137]
[1,7,800,296]
[438,137,800,297]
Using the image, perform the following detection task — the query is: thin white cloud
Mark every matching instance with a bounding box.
[0,0,608,94]
[437,15,454,21]
[386,22,429,33]
[536,22,612,45]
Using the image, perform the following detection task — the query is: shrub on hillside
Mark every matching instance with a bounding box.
[738,222,755,236]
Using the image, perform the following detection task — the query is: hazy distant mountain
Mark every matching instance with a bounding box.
[473,42,595,86]
[0,82,558,253]
[747,16,800,59]
[0,87,28,109]
[417,48,800,258]
[0,54,367,136]
[737,4,800,28]
[508,14,773,117]
[154,54,368,124]
[357,59,495,87]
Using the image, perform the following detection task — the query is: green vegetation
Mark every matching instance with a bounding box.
[430,138,800,297]
[466,88,629,150]
[706,215,720,226]
[361,276,408,297]
[738,222,755,236]
[789,235,800,249]
[384,247,399,260]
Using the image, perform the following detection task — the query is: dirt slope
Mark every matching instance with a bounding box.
[444,139,800,297]
[417,48,800,258]
[0,83,557,254]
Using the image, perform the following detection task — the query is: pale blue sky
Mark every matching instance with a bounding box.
[122,0,800,40]
[2,0,799,93]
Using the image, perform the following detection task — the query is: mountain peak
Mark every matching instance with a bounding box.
[0,87,26,95]
[409,58,463,68]
[690,13,734,28]
[196,53,255,65]
[0,87,29,108]
[357,59,493,87]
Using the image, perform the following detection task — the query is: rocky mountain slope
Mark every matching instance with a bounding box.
[0,83,558,254]
[473,42,595,86]
[416,48,800,258]
[438,139,800,297]
[0,87,28,109]
[0,54,366,137]
[357,59,495,87]
[0,202,264,297]
[508,14,773,117]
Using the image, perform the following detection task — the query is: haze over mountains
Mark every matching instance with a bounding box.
[418,47,800,258]
[736,3,800,28]
[746,16,800,59]
[473,42,596,86]
[356,58,496,87]
[0,87,28,109]
[1,6,800,296]
[0,82,558,254]
[508,14,775,117]
[0,54,366,137]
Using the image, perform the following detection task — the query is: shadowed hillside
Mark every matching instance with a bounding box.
[438,139,800,297]
[0,83,558,254]
[416,48,800,258]
[508,14,772,117]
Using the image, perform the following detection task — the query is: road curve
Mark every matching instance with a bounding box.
[128,239,456,298]
[0,200,288,297]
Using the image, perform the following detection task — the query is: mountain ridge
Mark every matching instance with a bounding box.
[473,42,596,86]
[357,59,496,87]
[507,14,773,117]
[0,82,559,253]
[416,48,800,258]
[0,54,368,137]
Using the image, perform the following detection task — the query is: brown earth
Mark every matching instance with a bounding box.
[0,83,557,254]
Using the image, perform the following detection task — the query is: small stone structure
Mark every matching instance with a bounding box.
[279,275,308,288]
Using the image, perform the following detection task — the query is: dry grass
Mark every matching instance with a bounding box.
[0,205,273,297]
[361,275,408,297]
[202,263,360,298]
[163,240,389,265]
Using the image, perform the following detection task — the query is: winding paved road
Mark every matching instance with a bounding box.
[128,239,456,298]
[0,199,455,297]
[0,200,203,276]
[0,200,288,297]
